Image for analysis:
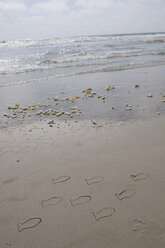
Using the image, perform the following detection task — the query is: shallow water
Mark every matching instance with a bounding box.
[0,65,164,127]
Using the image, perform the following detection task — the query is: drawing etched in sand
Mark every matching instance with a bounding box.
[85,176,104,185]
[130,172,150,181]
[92,207,116,221]
[52,176,71,184]
[17,217,42,232]
[70,195,92,206]
[115,190,136,200]
[41,196,63,208]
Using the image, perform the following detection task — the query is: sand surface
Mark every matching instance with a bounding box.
[0,116,165,248]
[0,65,165,247]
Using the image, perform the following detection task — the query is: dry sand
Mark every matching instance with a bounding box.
[0,116,165,248]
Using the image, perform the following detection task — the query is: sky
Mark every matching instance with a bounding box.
[0,0,165,40]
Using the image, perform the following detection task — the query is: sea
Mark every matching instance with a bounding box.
[0,32,165,88]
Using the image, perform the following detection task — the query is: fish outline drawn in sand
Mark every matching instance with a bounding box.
[85,176,104,185]
[92,207,116,221]
[52,176,71,184]
[129,218,147,232]
[17,217,42,232]
[130,172,150,181]
[41,196,63,208]
[70,195,92,206]
[115,190,136,200]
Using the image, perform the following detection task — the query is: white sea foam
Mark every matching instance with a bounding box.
[0,32,165,86]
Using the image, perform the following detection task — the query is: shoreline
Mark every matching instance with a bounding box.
[0,64,165,128]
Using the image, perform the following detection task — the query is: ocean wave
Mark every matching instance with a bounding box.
[1,32,165,77]
[146,39,165,43]
[1,50,165,76]
[154,52,165,56]
[1,33,165,49]
[39,60,58,65]
[1,61,165,88]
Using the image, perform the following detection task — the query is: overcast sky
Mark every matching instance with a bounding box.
[0,0,165,40]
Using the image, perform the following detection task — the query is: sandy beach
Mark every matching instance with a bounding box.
[0,64,165,248]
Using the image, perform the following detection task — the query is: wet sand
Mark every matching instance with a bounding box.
[0,64,165,127]
[0,65,165,248]
[0,116,165,248]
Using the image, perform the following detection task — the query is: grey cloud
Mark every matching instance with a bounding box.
[0,0,164,39]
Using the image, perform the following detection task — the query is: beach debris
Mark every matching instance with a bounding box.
[54,97,59,101]
[82,88,96,97]
[17,217,42,232]
[65,112,71,116]
[41,196,63,208]
[70,106,77,110]
[161,100,165,103]
[82,88,92,93]
[46,97,50,100]
[85,176,104,185]
[130,172,150,181]
[48,120,55,125]
[8,103,20,110]
[65,96,80,102]
[157,112,160,115]
[105,85,115,91]
[70,195,92,206]
[147,94,153,98]
[43,109,53,115]
[125,103,129,106]
[56,111,64,117]
[3,113,11,118]
[56,112,62,117]
[135,84,139,88]
[92,207,115,221]
[52,176,71,184]
[98,95,105,100]
[119,122,124,126]
[35,111,43,116]
[115,190,136,200]
[91,120,97,125]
